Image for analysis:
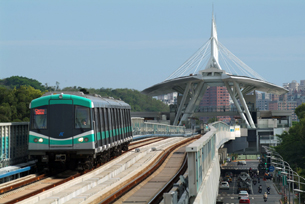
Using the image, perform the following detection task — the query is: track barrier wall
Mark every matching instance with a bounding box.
[186,121,237,203]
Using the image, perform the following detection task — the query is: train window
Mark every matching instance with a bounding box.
[104,108,108,131]
[75,106,91,128]
[100,108,105,131]
[31,106,47,129]
[96,108,100,132]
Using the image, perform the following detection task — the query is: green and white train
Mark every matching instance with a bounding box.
[28,92,132,170]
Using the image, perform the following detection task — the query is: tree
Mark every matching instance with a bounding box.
[275,103,305,199]
[56,81,60,91]
[1,76,46,91]
[295,103,305,120]
[0,85,43,122]
[79,88,89,94]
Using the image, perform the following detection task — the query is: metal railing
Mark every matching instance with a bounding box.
[194,105,257,113]
[132,121,186,136]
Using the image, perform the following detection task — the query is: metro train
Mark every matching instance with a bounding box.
[28,92,133,170]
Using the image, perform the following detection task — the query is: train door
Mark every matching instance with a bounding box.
[104,108,109,146]
[100,108,105,147]
[97,108,102,147]
[118,109,123,142]
[108,108,113,145]
[128,110,132,137]
[92,108,98,148]
[123,109,126,140]
[110,108,117,142]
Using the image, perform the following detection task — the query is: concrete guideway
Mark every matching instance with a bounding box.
[18,137,188,204]
[114,140,195,203]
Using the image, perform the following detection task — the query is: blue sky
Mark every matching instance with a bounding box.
[1,0,304,91]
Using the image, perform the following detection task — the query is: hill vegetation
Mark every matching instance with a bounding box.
[0,76,52,91]
[275,103,305,198]
[0,86,43,122]
[0,76,169,122]
[62,87,169,112]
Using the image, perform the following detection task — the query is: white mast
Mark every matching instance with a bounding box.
[205,14,222,70]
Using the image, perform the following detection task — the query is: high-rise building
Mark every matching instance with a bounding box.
[200,86,231,123]
[299,80,305,91]
[256,99,270,110]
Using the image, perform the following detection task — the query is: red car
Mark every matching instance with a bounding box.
[239,196,250,203]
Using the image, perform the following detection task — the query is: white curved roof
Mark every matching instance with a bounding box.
[142,72,288,96]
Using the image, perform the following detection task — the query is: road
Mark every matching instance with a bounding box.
[218,161,282,204]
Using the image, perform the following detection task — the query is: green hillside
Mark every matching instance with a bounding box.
[0,76,169,122]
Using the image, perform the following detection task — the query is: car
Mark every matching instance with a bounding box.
[238,160,247,165]
[238,190,249,199]
[219,181,229,189]
[225,175,232,182]
[223,176,232,183]
[225,171,233,177]
[239,196,250,203]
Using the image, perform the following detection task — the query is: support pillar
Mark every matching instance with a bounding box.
[224,82,250,128]
[193,83,208,110]
[233,81,256,128]
[173,82,191,126]
[179,82,205,125]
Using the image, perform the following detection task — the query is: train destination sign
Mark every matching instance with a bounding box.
[34,109,46,115]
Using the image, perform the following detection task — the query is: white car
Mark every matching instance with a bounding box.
[220,181,229,189]
[238,190,249,199]
[238,160,247,165]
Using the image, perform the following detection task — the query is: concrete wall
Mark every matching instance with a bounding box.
[187,121,234,203]
[257,119,277,128]
[193,152,220,204]
[224,136,248,153]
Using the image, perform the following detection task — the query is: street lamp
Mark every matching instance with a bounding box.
[262,146,305,203]
[294,189,305,193]
[273,162,305,204]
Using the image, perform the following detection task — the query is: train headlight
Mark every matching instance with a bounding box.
[78,137,84,142]
[38,138,43,143]
[84,137,89,142]
[34,138,38,143]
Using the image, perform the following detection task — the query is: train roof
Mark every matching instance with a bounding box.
[30,92,131,109]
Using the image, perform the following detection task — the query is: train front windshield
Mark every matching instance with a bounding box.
[75,106,91,129]
[31,106,48,129]
[30,104,91,138]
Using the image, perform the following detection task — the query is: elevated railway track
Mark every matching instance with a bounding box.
[0,138,169,204]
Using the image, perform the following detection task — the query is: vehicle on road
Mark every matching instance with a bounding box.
[238,190,249,199]
[258,185,262,193]
[220,181,229,190]
[238,160,247,165]
[237,172,252,194]
[264,172,273,180]
[239,196,250,203]
[224,175,232,183]
[225,171,233,177]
